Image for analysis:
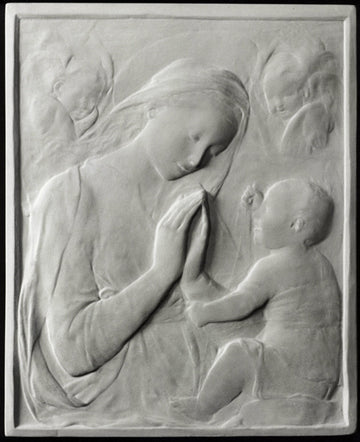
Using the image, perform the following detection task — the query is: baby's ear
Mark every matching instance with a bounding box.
[302,82,312,103]
[291,217,305,233]
[52,80,63,98]
[147,106,157,120]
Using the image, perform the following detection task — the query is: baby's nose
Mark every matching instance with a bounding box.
[269,98,284,114]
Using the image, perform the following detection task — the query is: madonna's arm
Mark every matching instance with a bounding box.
[47,224,174,377]
[47,188,204,377]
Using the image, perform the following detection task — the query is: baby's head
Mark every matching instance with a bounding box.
[262,52,307,120]
[253,179,333,249]
[53,57,111,122]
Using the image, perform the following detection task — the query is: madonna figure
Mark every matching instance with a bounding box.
[18,59,249,426]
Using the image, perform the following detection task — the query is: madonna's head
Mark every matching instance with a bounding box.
[111,59,250,181]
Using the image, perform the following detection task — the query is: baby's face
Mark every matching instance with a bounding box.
[57,70,104,121]
[263,72,304,120]
[253,182,298,249]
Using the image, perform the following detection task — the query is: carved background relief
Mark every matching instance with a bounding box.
[6,4,356,437]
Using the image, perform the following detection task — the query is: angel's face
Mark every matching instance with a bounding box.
[55,69,104,121]
[264,73,305,120]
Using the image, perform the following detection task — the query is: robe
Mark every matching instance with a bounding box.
[18,148,218,427]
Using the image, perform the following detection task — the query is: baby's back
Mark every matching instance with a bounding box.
[259,248,341,383]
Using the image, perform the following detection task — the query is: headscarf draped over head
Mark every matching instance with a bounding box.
[95,58,249,196]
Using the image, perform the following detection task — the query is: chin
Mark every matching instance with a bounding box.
[161,168,191,181]
[156,169,181,181]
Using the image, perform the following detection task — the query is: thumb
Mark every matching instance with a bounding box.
[191,203,209,251]
[200,204,209,237]
[183,205,209,280]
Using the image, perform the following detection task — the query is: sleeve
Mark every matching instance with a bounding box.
[18,167,129,419]
[18,167,82,415]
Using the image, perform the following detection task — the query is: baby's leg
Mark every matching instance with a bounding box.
[196,341,254,415]
[172,341,254,421]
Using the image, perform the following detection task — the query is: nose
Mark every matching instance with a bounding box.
[188,143,212,170]
[190,143,219,169]
[269,98,284,114]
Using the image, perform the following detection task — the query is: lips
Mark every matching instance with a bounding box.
[276,109,292,119]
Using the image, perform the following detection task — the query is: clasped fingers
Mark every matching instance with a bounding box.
[160,189,206,231]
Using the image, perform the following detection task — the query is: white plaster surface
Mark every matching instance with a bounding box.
[5,3,356,436]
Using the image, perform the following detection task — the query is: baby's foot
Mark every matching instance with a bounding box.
[170,396,212,422]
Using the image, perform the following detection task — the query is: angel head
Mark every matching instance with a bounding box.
[52,55,113,122]
[261,41,338,122]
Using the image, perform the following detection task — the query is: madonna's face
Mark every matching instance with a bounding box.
[143,98,238,181]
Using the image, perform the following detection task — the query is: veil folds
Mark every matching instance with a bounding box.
[89,58,250,197]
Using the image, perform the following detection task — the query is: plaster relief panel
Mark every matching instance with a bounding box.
[6,4,356,437]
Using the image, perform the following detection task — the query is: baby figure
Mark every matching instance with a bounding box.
[173,179,341,423]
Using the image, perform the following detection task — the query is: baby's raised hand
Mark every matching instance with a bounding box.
[241,184,263,210]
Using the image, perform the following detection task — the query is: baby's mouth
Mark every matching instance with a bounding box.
[276,108,292,119]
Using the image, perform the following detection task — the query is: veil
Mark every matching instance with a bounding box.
[83,58,250,198]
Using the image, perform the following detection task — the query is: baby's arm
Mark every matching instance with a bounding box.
[182,272,230,302]
[187,256,275,327]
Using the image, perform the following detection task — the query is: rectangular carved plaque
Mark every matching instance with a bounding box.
[5,3,356,436]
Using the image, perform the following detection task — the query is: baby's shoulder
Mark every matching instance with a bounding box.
[252,250,310,292]
[247,254,282,283]
[252,251,292,272]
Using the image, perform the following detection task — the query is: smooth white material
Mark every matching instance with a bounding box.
[5,3,356,437]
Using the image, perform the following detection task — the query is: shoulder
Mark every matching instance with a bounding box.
[27,167,84,264]
[249,254,279,274]
[246,254,278,284]
[34,166,81,209]
[79,148,130,194]
[31,166,83,232]
[246,252,293,293]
